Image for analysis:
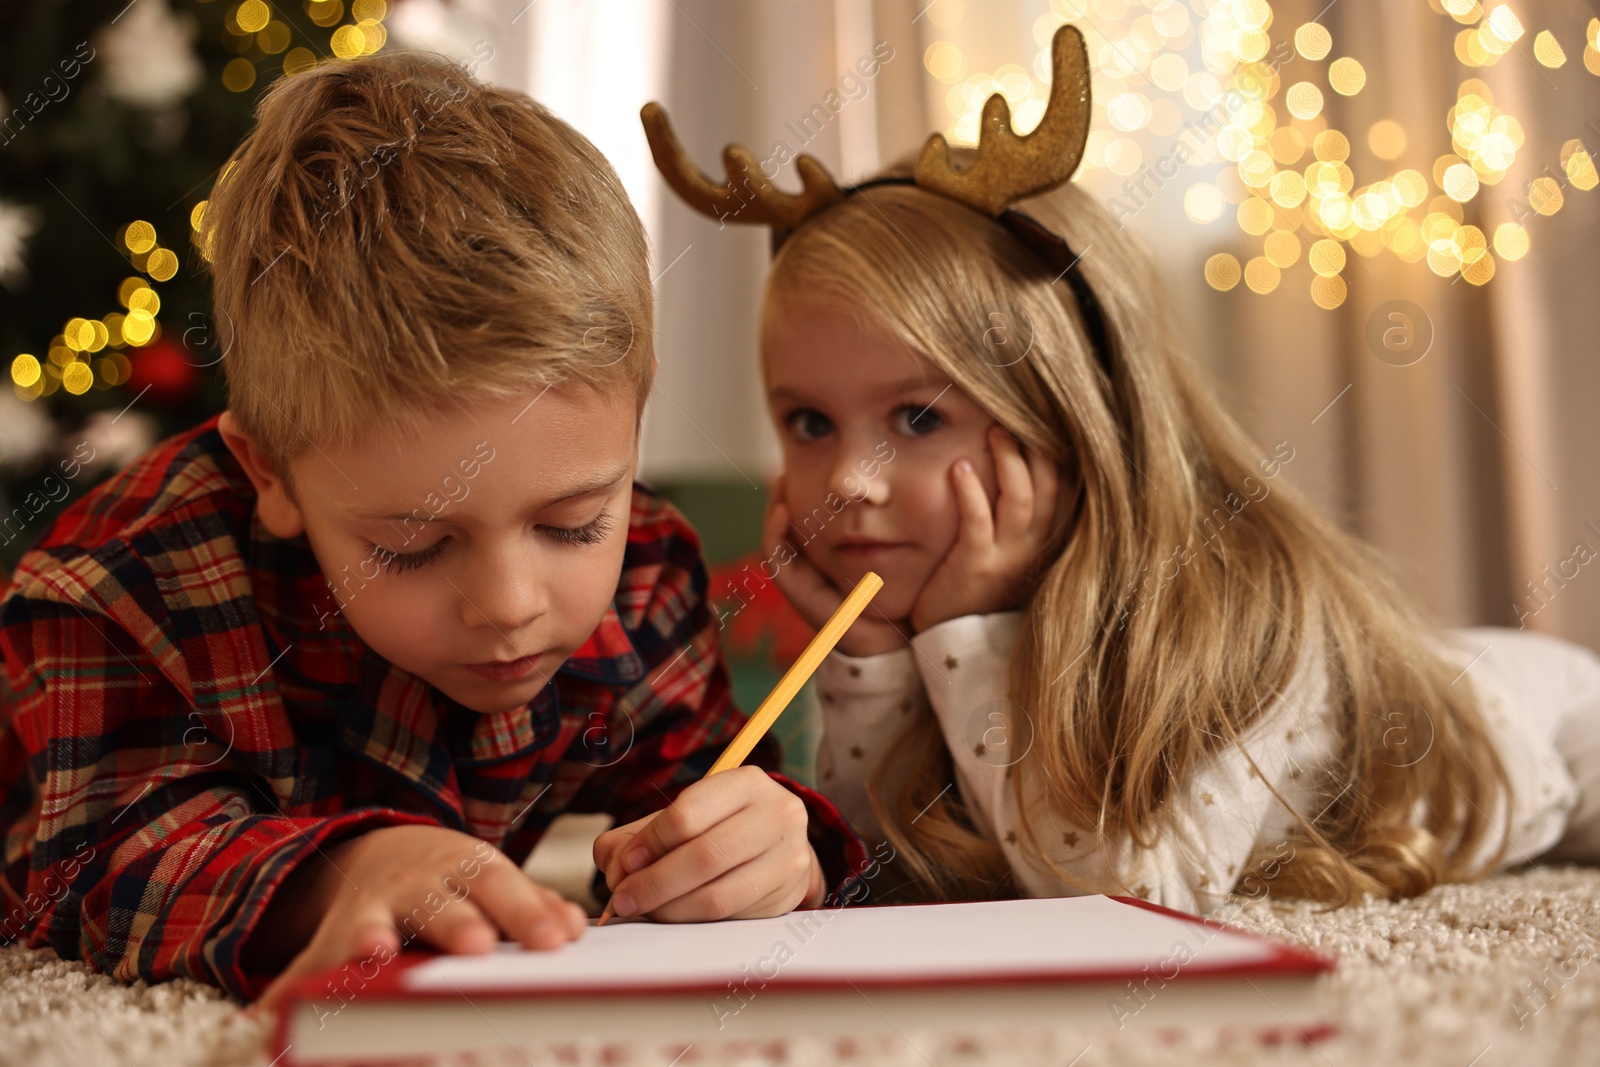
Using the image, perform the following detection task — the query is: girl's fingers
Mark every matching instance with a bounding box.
[1026,447,1061,536]
[759,488,788,552]
[763,483,904,654]
[764,504,847,627]
[989,427,1034,545]
[950,458,996,548]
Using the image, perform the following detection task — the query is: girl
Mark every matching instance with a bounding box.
[642,26,1600,913]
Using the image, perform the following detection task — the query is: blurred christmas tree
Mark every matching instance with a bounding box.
[0,0,395,573]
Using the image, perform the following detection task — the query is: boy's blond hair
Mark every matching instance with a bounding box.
[199,51,652,467]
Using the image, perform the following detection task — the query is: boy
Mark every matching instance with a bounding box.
[0,51,868,1006]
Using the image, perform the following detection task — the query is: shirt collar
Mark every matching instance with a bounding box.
[557,601,646,685]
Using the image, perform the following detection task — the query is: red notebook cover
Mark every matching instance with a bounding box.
[271,895,1335,1063]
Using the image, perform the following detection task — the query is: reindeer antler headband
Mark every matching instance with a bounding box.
[640,24,1109,367]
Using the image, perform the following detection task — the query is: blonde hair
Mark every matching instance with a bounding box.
[199,51,652,467]
[765,177,1510,906]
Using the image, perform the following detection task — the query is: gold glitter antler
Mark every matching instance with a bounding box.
[914,24,1093,217]
[640,101,844,229]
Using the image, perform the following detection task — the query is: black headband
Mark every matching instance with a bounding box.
[769,175,1112,373]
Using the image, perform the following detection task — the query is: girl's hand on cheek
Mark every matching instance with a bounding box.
[761,476,909,658]
[909,426,1060,633]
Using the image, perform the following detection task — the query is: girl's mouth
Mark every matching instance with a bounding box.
[835,537,910,556]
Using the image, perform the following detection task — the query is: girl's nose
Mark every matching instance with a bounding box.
[827,446,890,506]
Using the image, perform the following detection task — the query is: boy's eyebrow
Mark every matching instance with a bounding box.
[769,377,949,405]
[342,463,633,522]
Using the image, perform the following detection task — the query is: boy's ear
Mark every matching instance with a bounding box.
[217,411,307,540]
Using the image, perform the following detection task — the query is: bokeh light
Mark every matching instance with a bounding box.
[10,354,41,388]
[1205,253,1242,290]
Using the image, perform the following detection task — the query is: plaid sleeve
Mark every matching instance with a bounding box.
[567,498,871,901]
[0,589,438,1000]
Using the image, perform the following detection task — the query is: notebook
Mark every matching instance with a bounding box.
[274,895,1334,1064]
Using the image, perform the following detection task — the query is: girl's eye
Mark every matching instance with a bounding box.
[891,403,943,437]
[369,537,449,574]
[540,510,615,547]
[784,408,834,442]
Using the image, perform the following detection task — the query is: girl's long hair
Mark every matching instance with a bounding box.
[764,176,1509,906]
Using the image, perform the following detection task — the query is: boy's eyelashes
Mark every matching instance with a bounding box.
[361,511,617,574]
[781,403,945,442]
[367,538,448,574]
[540,510,616,547]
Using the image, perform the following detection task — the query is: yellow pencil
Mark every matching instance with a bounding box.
[596,571,884,926]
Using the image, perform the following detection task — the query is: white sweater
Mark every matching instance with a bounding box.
[814,613,1593,915]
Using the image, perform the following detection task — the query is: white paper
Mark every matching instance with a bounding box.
[403,896,1277,993]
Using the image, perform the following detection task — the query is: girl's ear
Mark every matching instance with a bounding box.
[217,411,307,540]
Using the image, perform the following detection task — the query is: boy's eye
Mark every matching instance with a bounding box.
[891,403,943,437]
[362,513,615,572]
[539,510,615,547]
[784,408,835,442]
[369,537,449,574]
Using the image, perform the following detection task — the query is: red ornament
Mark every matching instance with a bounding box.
[708,552,817,667]
[125,337,199,407]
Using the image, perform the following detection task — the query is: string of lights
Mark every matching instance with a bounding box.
[921,0,1598,307]
[8,0,392,404]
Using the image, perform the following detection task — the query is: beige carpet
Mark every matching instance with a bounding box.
[3,818,1597,1066]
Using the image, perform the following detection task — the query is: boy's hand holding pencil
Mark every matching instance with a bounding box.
[593,572,884,924]
[592,765,827,922]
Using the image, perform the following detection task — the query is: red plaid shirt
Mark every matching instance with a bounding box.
[0,417,868,998]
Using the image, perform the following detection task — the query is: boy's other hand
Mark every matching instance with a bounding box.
[248,824,585,1013]
[593,766,825,922]
[910,426,1059,633]
[762,475,909,658]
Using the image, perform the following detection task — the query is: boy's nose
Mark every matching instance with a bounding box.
[454,558,548,637]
